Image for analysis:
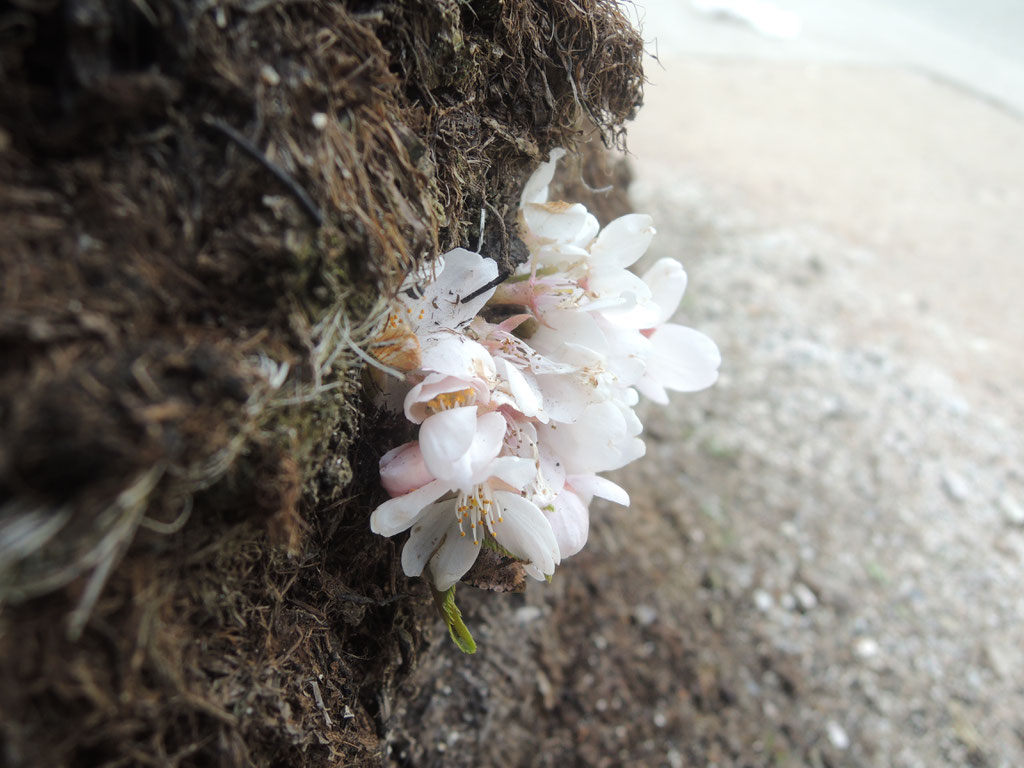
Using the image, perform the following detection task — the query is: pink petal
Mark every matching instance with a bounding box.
[379,441,434,496]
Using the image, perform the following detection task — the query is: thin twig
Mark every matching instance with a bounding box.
[461,270,508,304]
[202,115,323,227]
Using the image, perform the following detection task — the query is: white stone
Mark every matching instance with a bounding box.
[998,493,1024,526]
[514,605,542,624]
[634,604,659,626]
[793,582,818,611]
[853,637,879,660]
[826,720,850,750]
[941,470,970,503]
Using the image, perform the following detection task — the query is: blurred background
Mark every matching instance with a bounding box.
[395,2,1024,766]
[631,0,1024,384]
[625,0,1024,764]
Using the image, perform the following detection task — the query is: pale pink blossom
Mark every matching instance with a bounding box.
[370,414,560,590]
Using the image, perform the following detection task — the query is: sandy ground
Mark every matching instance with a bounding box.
[631,60,1024,405]
[385,8,1024,768]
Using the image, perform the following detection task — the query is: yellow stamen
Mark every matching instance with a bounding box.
[424,387,475,414]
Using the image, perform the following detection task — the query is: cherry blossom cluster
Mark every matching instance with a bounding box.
[369,150,721,593]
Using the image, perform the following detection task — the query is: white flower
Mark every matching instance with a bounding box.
[400,248,501,334]
[403,330,497,423]
[546,474,629,559]
[600,257,722,403]
[401,479,560,590]
[536,397,646,475]
[474,315,610,423]
[600,257,687,330]
[634,324,722,404]
[523,429,630,560]
[370,407,561,590]
[369,151,722,603]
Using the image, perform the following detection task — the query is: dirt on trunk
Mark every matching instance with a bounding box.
[0,1,642,765]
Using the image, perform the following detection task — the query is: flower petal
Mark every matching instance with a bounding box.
[370,478,448,537]
[589,214,655,270]
[379,441,433,496]
[537,400,645,474]
[520,148,565,207]
[464,411,509,485]
[532,372,596,423]
[492,491,560,575]
[428,532,482,591]
[401,501,455,576]
[419,332,496,382]
[419,406,479,482]
[523,202,595,245]
[493,357,543,419]
[646,324,721,393]
[404,372,483,424]
[634,374,669,405]
[414,249,500,332]
[488,455,538,491]
[643,258,688,326]
[529,309,607,359]
[547,489,589,558]
[593,320,650,388]
[428,536,483,593]
[587,267,652,309]
[532,243,590,273]
[600,258,688,329]
[538,443,567,498]
[568,474,630,506]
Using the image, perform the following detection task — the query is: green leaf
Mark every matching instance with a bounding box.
[433,584,476,654]
[503,266,558,284]
[480,535,522,561]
